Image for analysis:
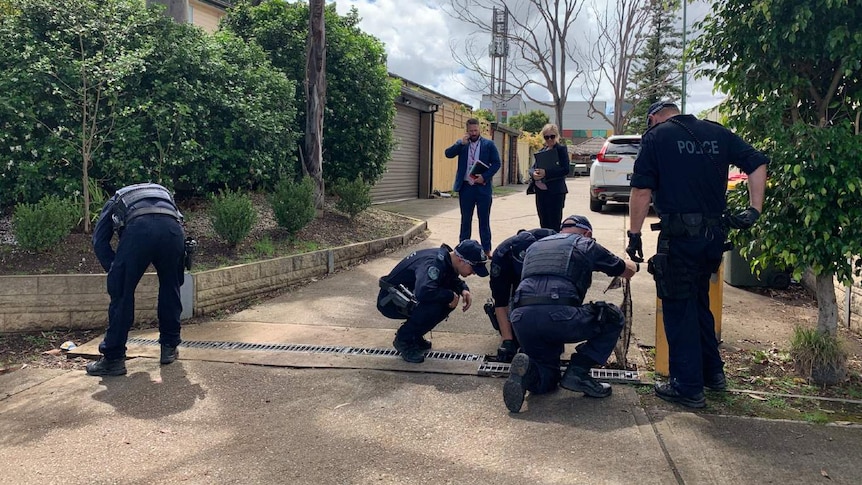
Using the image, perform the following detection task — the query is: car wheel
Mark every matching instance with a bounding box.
[589,199,604,213]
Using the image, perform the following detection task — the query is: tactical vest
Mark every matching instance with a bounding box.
[111,183,182,231]
[521,233,578,280]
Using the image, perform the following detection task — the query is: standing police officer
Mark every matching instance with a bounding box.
[378,239,489,364]
[86,183,187,376]
[627,101,768,408]
[503,215,637,413]
[488,227,557,362]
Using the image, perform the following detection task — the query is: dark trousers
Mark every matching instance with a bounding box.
[534,190,565,231]
[458,184,493,252]
[660,233,725,397]
[377,289,454,341]
[510,304,622,394]
[99,215,185,360]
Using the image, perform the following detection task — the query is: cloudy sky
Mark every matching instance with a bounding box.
[332,0,726,116]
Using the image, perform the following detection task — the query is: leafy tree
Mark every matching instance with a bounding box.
[626,0,683,134]
[0,0,299,213]
[221,1,399,186]
[474,108,496,123]
[305,0,326,209]
[691,0,862,342]
[508,109,549,133]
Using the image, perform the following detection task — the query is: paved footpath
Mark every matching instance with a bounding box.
[2,179,860,484]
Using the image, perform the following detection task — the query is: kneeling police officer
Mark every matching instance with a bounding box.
[86,183,187,376]
[503,215,637,413]
[378,240,488,363]
[487,227,557,362]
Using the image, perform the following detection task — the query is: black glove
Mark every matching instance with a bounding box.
[626,231,644,263]
[727,207,760,230]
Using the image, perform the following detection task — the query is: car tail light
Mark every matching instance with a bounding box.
[596,145,621,163]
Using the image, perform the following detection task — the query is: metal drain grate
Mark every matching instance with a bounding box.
[126,337,483,362]
[478,361,641,383]
[127,338,637,381]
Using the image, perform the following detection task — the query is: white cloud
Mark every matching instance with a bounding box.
[332,0,725,114]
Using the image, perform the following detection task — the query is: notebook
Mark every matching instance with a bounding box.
[534,150,560,171]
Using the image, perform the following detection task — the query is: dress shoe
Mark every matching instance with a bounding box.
[704,372,727,391]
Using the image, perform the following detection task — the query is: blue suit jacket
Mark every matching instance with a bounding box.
[445,137,501,193]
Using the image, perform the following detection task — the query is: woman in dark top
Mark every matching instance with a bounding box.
[530,123,571,230]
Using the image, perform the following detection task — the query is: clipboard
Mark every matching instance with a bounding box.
[534,150,560,171]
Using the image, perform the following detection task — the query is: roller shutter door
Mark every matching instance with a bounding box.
[371,104,420,203]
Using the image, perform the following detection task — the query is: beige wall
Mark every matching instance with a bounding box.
[189,0,223,32]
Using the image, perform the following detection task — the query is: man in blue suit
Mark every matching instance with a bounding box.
[445,118,501,253]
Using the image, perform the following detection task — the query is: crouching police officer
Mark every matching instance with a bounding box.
[503,215,637,413]
[378,239,489,364]
[488,228,557,362]
[627,101,768,408]
[86,183,187,376]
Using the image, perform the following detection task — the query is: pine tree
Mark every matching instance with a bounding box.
[626,0,684,134]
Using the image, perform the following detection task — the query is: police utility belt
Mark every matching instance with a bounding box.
[378,278,418,315]
[513,296,580,309]
[650,213,722,237]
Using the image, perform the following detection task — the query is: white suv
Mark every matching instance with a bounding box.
[589,135,641,212]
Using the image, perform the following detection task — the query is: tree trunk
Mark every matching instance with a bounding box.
[305,0,326,210]
[815,272,838,337]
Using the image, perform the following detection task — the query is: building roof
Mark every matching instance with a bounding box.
[569,137,607,155]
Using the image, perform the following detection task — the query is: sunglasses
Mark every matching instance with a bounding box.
[543,134,556,140]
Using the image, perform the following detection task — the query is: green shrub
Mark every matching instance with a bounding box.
[270,177,316,236]
[210,190,257,249]
[332,176,372,220]
[12,195,80,252]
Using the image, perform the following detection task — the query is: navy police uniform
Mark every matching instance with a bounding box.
[378,240,487,362]
[509,232,627,394]
[631,112,768,399]
[489,228,557,315]
[91,183,186,369]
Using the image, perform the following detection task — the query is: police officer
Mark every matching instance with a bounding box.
[627,101,768,408]
[503,215,637,413]
[488,228,557,362]
[86,183,187,376]
[378,239,489,364]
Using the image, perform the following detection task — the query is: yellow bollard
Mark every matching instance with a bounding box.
[654,263,723,376]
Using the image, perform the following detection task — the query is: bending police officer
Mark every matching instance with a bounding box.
[378,239,489,364]
[503,215,638,413]
[627,101,768,408]
[87,183,187,376]
[488,228,557,362]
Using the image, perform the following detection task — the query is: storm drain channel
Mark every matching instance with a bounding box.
[127,337,640,383]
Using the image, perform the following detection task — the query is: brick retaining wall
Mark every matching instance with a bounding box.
[0,221,426,333]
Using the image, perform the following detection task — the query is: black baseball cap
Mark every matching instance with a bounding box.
[454,239,489,277]
[647,100,679,117]
[561,215,593,232]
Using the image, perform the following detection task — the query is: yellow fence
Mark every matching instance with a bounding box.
[431,103,479,194]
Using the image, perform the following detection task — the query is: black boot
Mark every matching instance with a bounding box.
[415,336,433,351]
[160,344,179,365]
[704,372,727,391]
[496,339,518,363]
[654,382,706,408]
[503,353,537,413]
[560,364,612,398]
[86,357,127,376]
[393,337,425,363]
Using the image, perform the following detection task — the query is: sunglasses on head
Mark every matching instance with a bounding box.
[543,134,556,140]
